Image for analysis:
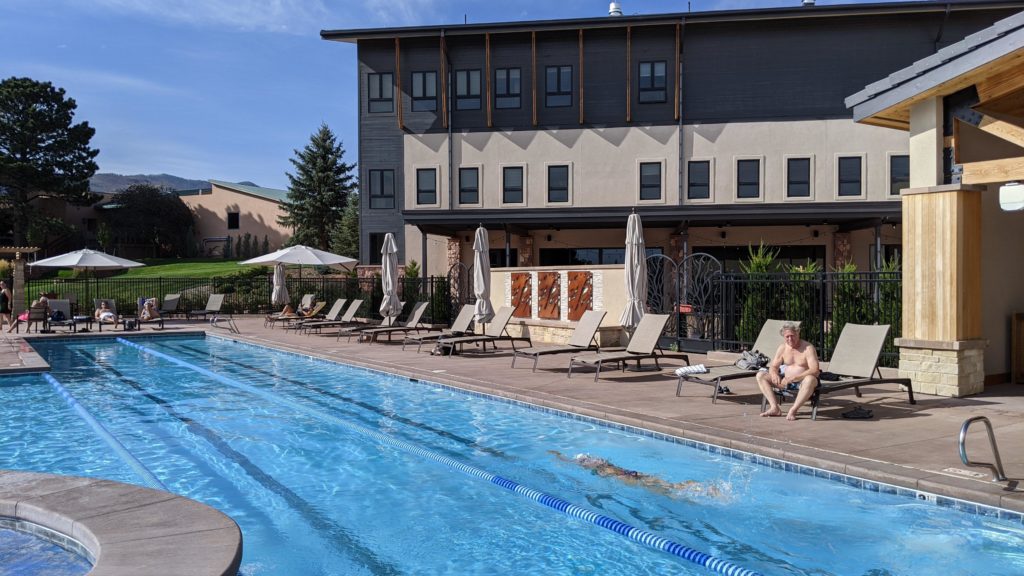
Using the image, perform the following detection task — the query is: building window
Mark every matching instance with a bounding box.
[495,68,521,109]
[459,167,479,204]
[639,162,662,200]
[411,71,437,112]
[890,155,910,196]
[787,158,811,198]
[368,232,385,265]
[838,156,862,196]
[545,65,572,108]
[368,169,395,209]
[503,166,524,204]
[547,165,569,203]
[736,159,761,199]
[455,69,481,110]
[489,248,518,268]
[367,73,393,113]
[687,161,710,200]
[638,61,667,103]
[416,168,436,205]
[227,212,239,230]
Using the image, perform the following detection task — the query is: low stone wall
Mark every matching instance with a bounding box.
[897,338,986,397]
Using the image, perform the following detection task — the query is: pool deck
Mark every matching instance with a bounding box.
[4,318,1024,516]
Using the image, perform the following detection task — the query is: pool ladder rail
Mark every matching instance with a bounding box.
[959,416,1007,482]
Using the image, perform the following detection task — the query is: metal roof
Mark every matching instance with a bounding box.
[322,1,1024,42]
[208,180,289,203]
[846,8,1024,124]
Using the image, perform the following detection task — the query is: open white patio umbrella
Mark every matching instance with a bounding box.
[619,212,647,332]
[379,233,402,319]
[239,244,357,271]
[31,249,145,310]
[472,226,494,324]
[271,263,289,307]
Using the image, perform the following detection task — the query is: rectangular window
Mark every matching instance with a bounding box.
[489,248,518,268]
[687,161,710,200]
[545,65,573,108]
[503,166,523,204]
[736,159,761,199]
[890,155,909,196]
[455,69,481,110]
[547,165,569,203]
[367,73,393,113]
[227,212,239,230]
[639,162,662,200]
[416,168,436,205]
[367,233,385,265]
[838,156,862,196]
[494,68,521,109]
[787,158,811,198]
[368,169,395,209]
[638,61,667,103]
[459,167,479,204]
[411,71,437,112]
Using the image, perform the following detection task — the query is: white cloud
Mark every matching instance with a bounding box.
[361,0,443,26]
[79,0,333,34]
[16,63,187,97]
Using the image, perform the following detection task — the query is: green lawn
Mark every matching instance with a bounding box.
[55,259,261,279]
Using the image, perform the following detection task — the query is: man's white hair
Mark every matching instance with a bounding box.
[779,321,800,335]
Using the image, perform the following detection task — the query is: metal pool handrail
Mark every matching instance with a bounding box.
[117,337,763,576]
[959,416,1007,482]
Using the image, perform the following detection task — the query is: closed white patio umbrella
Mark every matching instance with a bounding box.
[619,212,647,332]
[379,233,402,319]
[271,263,289,307]
[472,226,494,324]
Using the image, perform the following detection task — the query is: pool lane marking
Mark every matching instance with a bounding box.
[43,373,167,491]
[168,341,510,460]
[75,351,400,576]
[119,338,764,576]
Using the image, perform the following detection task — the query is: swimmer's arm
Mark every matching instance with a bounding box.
[547,450,571,462]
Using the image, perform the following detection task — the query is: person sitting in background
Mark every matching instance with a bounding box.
[279,304,295,316]
[94,301,116,324]
[8,294,49,333]
[140,299,160,321]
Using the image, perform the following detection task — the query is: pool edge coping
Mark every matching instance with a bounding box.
[0,471,242,576]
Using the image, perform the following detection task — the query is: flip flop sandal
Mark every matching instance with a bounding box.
[716,385,732,395]
[841,406,874,419]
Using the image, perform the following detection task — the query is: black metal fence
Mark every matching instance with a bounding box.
[25,276,461,325]
[709,271,901,367]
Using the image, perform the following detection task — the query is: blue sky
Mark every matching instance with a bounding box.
[1,0,880,190]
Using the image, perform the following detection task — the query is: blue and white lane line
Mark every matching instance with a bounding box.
[43,373,167,491]
[118,338,762,576]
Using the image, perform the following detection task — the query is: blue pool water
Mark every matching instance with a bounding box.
[0,526,91,576]
[3,334,1020,575]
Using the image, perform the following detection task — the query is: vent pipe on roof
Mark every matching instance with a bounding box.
[802,0,815,6]
[609,2,623,16]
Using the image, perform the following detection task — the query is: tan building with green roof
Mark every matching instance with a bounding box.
[178,180,291,257]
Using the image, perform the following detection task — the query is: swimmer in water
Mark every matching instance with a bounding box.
[549,450,720,498]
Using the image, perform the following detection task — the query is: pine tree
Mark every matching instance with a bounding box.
[279,123,356,250]
[330,193,360,259]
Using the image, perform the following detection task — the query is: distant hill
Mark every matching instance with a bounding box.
[90,173,211,193]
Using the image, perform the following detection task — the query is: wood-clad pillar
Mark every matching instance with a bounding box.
[897,184,986,397]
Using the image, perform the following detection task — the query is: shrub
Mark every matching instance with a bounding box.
[736,243,778,345]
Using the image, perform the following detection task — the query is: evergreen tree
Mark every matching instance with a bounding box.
[279,123,356,250]
[0,77,100,245]
[262,235,269,254]
[330,193,360,259]
[101,184,195,257]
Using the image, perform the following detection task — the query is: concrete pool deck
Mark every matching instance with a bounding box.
[4,318,1023,517]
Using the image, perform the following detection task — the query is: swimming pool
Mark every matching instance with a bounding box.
[7,334,1021,575]
[0,523,92,576]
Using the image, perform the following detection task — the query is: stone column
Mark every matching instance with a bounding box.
[832,232,851,266]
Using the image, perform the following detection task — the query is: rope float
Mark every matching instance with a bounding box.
[117,338,762,576]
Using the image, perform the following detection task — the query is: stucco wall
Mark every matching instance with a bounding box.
[181,185,289,255]
[980,186,1024,379]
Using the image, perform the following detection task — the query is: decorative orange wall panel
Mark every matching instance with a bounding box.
[537,272,561,320]
[511,273,532,318]
[567,272,593,321]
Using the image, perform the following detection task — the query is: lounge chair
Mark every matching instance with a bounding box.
[265,293,316,328]
[675,319,800,402]
[768,323,915,420]
[134,298,165,330]
[358,301,431,343]
[187,294,225,321]
[300,299,363,335]
[283,299,346,331]
[159,294,181,318]
[46,299,79,333]
[93,298,120,332]
[336,303,405,341]
[435,306,528,356]
[567,314,673,381]
[402,304,475,352]
[511,310,607,372]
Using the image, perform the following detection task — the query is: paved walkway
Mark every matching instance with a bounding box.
[4,318,1023,513]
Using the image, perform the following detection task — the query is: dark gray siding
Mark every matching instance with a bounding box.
[630,25,677,124]
[447,36,487,130]
[400,37,445,134]
[535,30,581,128]
[489,32,534,130]
[581,28,628,125]
[358,39,406,263]
[681,10,1018,122]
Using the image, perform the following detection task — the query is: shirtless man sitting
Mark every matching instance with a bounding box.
[757,321,820,421]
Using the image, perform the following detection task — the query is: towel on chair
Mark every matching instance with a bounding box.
[675,364,709,376]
